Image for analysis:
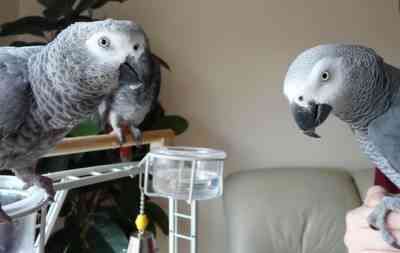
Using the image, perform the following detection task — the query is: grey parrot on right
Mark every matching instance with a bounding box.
[98,52,170,144]
[0,19,148,223]
[283,44,400,248]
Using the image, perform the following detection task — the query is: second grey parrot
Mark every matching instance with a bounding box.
[283,44,400,248]
[0,19,147,222]
[98,52,169,144]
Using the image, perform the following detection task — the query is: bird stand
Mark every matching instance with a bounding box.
[0,176,48,253]
[139,146,226,253]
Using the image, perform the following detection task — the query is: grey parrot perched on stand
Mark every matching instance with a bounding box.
[283,44,400,248]
[0,19,148,222]
[98,52,170,145]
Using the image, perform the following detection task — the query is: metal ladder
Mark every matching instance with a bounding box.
[34,161,140,253]
[168,199,197,253]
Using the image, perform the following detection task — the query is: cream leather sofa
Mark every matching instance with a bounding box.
[223,168,374,253]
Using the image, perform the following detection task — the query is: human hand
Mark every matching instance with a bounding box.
[344,186,400,253]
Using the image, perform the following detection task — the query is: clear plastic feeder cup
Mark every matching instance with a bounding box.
[143,147,226,201]
[0,176,48,253]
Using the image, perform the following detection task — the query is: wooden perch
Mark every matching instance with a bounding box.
[42,129,175,158]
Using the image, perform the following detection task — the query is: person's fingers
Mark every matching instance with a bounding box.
[365,186,388,208]
[346,206,375,229]
[345,228,400,251]
[347,207,400,231]
[386,212,400,230]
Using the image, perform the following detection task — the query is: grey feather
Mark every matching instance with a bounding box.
[367,64,400,186]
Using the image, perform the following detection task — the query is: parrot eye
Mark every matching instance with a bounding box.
[321,71,330,81]
[133,43,140,51]
[98,37,111,48]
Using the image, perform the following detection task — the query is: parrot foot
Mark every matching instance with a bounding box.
[367,196,400,249]
[112,128,126,146]
[0,207,11,224]
[22,175,55,202]
[129,126,143,144]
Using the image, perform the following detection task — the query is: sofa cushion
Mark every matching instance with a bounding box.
[223,168,363,253]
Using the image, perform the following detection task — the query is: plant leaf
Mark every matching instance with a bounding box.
[38,0,56,7]
[68,119,101,137]
[0,16,58,37]
[150,115,189,135]
[87,212,129,252]
[36,155,70,174]
[112,177,141,220]
[46,223,83,253]
[139,102,165,130]
[146,201,169,236]
[43,0,78,20]
[9,41,47,47]
[53,15,96,36]
[92,0,128,9]
[73,0,98,16]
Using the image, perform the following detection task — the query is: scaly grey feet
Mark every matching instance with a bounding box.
[22,175,55,201]
[113,127,126,146]
[129,126,143,144]
[367,196,400,249]
[34,175,55,201]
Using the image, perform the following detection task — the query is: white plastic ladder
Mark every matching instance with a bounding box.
[168,199,197,253]
[34,161,140,253]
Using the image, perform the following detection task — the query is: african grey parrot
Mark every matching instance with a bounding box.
[283,44,400,248]
[0,19,147,222]
[98,52,170,145]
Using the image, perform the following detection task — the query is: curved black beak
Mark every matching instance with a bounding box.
[123,55,144,84]
[290,102,332,138]
[123,49,151,85]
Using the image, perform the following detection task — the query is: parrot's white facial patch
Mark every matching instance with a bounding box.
[85,31,145,65]
[284,56,344,108]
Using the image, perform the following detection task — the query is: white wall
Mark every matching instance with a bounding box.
[0,1,19,45]
[16,0,400,252]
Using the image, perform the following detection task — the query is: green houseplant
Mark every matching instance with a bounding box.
[0,1,188,252]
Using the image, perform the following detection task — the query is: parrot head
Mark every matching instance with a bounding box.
[49,19,149,93]
[283,44,386,138]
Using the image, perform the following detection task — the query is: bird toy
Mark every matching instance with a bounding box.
[127,164,157,253]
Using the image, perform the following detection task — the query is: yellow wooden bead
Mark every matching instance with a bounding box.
[135,214,149,232]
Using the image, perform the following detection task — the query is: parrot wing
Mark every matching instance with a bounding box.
[368,98,400,173]
[0,49,34,138]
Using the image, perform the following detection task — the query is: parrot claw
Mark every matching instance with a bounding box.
[35,175,55,202]
[367,196,400,249]
[20,174,55,201]
[116,135,126,146]
[112,128,126,146]
[130,127,143,144]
